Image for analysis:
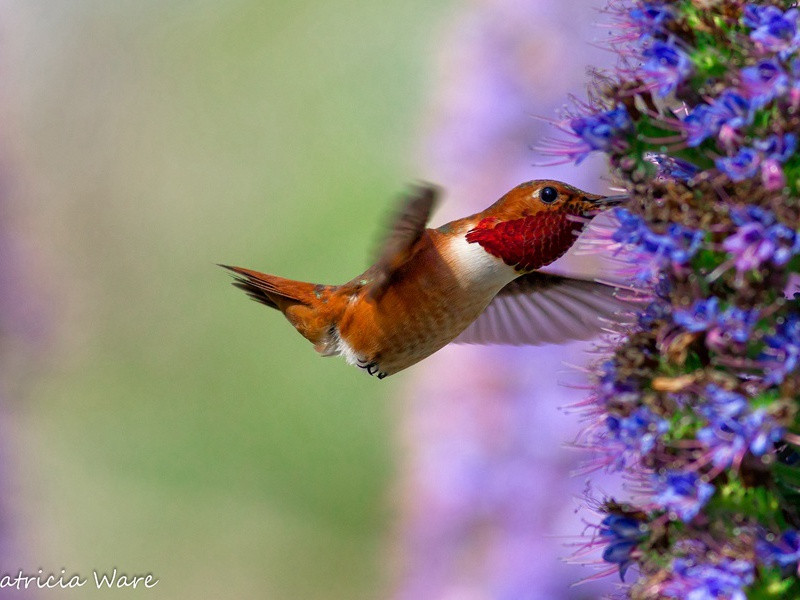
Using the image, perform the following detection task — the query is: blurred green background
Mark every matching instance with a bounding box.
[4,1,455,597]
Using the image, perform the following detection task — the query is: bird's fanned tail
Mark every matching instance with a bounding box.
[220,265,321,310]
[220,264,346,355]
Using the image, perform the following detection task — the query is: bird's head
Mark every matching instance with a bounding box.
[483,179,625,220]
[464,180,625,272]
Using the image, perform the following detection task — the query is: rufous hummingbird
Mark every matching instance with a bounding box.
[222,180,626,379]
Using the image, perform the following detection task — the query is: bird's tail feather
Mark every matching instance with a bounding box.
[220,265,339,352]
[220,265,324,310]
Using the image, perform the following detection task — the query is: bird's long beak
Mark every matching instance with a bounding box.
[591,194,628,207]
[576,193,628,217]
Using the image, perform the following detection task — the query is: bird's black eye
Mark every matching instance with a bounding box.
[540,186,558,203]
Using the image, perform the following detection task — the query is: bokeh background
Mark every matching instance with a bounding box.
[1,1,617,599]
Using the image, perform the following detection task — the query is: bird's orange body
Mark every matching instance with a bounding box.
[224,180,625,378]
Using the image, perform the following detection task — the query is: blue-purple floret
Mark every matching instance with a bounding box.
[701,385,748,420]
[753,134,796,191]
[613,209,651,247]
[606,407,669,457]
[743,4,800,55]
[674,299,758,344]
[662,558,754,600]
[629,3,673,35]
[599,514,648,581]
[650,154,699,181]
[696,383,785,467]
[597,359,641,405]
[673,297,719,332]
[683,105,716,147]
[754,133,797,163]
[697,399,784,469]
[761,313,800,384]
[698,382,784,466]
[757,530,800,569]
[569,106,632,163]
[792,56,800,82]
[638,299,671,327]
[739,59,788,109]
[682,91,753,147]
[710,91,754,130]
[716,306,759,343]
[743,410,785,456]
[652,471,714,522]
[716,147,760,182]
[657,225,704,263]
[641,40,693,96]
[723,206,800,272]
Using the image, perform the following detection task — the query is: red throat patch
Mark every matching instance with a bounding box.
[465,212,584,271]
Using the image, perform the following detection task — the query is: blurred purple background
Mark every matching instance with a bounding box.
[392,0,620,597]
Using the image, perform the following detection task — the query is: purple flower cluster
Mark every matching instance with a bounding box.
[542,1,800,596]
[722,206,800,272]
[662,558,754,600]
[686,6,800,185]
[682,59,791,155]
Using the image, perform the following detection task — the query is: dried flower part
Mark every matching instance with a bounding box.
[543,1,800,597]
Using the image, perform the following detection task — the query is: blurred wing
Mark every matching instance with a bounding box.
[368,183,440,301]
[452,272,627,346]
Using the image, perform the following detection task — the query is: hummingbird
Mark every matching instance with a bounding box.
[222,180,627,379]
